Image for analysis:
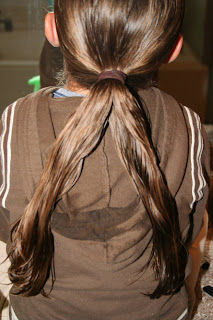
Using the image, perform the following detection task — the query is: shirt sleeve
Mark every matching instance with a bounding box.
[175,106,210,246]
[0,104,14,243]
[0,101,26,243]
[0,92,45,244]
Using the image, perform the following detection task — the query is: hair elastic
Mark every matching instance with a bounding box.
[98,70,126,84]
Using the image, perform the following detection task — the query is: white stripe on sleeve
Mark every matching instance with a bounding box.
[184,107,196,209]
[184,107,206,209]
[177,308,188,320]
[0,108,9,196]
[0,102,17,208]
[194,113,206,200]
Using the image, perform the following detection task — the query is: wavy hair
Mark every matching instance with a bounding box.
[9,0,187,298]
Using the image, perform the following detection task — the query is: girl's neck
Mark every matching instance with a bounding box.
[66,80,89,95]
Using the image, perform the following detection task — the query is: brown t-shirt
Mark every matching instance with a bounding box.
[0,87,210,320]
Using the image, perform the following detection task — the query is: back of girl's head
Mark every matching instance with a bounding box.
[54,0,185,88]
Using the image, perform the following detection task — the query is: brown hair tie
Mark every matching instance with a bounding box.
[98,70,126,84]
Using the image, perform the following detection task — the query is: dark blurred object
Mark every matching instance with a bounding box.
[201,261,210,270]
[39,39,63,88]
[0,10,13,32]
[203,285,213,298]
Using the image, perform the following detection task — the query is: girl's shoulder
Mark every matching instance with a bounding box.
[139,86,210,212]
[0,88,57,213]
[138,86,206,161]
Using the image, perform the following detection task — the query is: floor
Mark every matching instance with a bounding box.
[192,226,213,320]
[0,241,11,319]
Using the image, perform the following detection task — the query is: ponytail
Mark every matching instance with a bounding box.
[109,82,187,298]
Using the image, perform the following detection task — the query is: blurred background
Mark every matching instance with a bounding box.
[160,0,213,125]
[0,0,45,113]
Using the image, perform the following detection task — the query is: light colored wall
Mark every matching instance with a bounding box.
[0,1,46,114]
[0,0,46,30]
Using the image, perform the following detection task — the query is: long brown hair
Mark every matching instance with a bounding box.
[9,0,187,298]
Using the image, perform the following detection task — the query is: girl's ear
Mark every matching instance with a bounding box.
[166,34,183,63]
[45,12,60,47]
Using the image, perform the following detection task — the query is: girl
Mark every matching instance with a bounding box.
[0,0,210,319]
